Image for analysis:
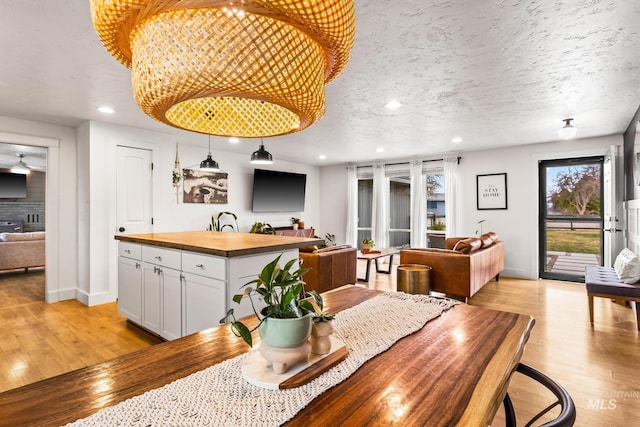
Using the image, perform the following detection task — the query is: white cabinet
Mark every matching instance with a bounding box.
[117,240,300,340]
[160,267,182,340]
[182,272,226,335]
[181,251,227,336]
[118,242,143,324]
[117,256,142,324]
[141,246,182,340]
[141,262,161,334]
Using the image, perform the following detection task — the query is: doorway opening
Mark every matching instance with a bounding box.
[0,143,47,302]
[539,157,603,282]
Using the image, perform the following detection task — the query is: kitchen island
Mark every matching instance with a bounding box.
[115,231,323,340]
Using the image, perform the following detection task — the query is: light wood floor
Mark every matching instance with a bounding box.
[1,264,639,426]
[0,268,162,393]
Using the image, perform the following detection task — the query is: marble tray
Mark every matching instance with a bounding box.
[241,337,348,390]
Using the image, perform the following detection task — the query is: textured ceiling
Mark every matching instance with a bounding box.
[0,0,639,168]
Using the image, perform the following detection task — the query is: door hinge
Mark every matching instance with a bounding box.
[151,162,154,170]
[151,217,154,225]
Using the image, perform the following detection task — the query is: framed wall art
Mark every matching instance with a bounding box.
[182,168,228,204]
[477,173,507,210]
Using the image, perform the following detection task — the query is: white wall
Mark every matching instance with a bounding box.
[320,134,623,279]
[79,121,320,306]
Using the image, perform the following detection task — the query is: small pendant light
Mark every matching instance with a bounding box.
[200,135,222,172]
[250,139,274,165]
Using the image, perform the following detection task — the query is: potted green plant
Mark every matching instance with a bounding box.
[291,217,300,230]
[430,221,446,231]
[362,238,375,253]
[220,254,321,348]
[207,211,238,232]
[249,221,276,235]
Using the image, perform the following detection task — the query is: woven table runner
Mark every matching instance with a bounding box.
[65,292,459,427]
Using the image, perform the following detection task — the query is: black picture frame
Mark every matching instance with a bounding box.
[477,173,507,210]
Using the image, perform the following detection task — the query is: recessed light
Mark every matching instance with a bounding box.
[376,147,384,153]
[451,136,463,144]
[229,137,239,143]
[318,154,327,160]
[97,106,115,114]
[384,100,402,110]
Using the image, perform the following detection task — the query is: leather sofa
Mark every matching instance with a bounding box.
[299,245,357,293]
[0,231,46,272]
[399,233,503,301]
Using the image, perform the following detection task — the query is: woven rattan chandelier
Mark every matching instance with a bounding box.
[90,1,355,138]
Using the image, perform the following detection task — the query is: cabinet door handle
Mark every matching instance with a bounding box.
[195,263,204,268]
[124,249,131,254]
[157,268,163,274]
[154,256,162,261]
[135,262,140,268]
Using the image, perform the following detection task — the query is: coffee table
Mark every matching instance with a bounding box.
[357,248,399,282]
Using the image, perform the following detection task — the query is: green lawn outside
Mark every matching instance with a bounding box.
[546,229,600,254]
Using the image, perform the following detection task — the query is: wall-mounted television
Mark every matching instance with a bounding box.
[252,169,306,213]
[0,172,27,198]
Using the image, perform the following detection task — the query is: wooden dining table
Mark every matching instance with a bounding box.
[0,286,534,426]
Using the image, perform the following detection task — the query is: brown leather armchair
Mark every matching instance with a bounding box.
[299,245,357,293]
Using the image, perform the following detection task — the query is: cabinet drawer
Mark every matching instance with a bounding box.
[142,246,181,270]
[119,242,141,259]
[182,251,226,279]
[233,250,299,280]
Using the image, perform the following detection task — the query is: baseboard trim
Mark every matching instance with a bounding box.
[75,289,116,307]
[46,288,76,303]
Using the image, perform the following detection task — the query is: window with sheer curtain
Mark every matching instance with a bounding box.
[354,162,447,249]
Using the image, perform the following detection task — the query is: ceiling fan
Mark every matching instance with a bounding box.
[8,153,45,174]
[11,154,31,174]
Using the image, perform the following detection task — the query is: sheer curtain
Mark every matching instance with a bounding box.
[345,165,358,247]
[444,157,459,237]
[410,160,426,247]
[372,163,389,248]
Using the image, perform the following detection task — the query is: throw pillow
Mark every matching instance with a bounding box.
[479,234,493,248]
[481,232,498,243]
[452,237,482,254]
[613,248,640,284]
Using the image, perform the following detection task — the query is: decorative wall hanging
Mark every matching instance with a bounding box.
[172,142,182,204]
[90,0,355,137]
[183,168,228,204]
[477,173,508,210]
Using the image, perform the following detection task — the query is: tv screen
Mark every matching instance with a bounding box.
[252,169,306,212]
[0,172,27,198]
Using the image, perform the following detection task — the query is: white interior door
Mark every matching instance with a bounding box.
[603,145,623,267]
[117,146,153,235]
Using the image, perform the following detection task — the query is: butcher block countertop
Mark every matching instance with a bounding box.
[115,231,324,257]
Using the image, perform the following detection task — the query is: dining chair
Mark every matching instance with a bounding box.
[503,363,576,426]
